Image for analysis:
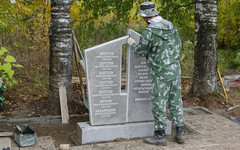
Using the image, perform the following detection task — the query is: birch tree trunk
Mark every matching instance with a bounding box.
[49,0,73,113]
[190,0,218,97]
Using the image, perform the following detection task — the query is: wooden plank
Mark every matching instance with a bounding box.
[72,77,86,84]
[72,32,87,109]
[0,137,11,150]
[227,105,240,111]
[59,86,69,124]
[70,135,81,146]
[0,132,13,137]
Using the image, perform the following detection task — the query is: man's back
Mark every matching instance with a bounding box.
[136,19,182,81]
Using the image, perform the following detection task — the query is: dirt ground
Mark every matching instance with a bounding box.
[181,78,240,120]
[0,83,88,119]
[0,78,239,121]
[0,77,239,148]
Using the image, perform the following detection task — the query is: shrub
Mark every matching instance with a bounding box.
[180,40,194,77]
[232,50,240,71]
[0,47,23,86]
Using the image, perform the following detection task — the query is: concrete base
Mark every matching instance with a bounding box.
[77,120,172,144]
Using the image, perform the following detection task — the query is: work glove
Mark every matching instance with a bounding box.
[127,37,136,46]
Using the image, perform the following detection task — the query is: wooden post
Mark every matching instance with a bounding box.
[0,132,13,137]
[59,86,69,123]
[72,32,87,107]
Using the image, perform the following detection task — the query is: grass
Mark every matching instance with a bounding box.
[6,48,49,100]
[180,40,194,77]
[218,49,240,75]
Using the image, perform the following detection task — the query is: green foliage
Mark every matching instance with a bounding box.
[232,50,240,70]
[75,19,127,49]
[72,0,138,49]
[0,0,17,35]
[0,0,50,51]
[218,50,231,75]
[0,47,23,86]
[156,0,195,42]
[217,49,240,74]
[16,0,51,51]
[0,0,239,91]
[71,0,196,50]
[217,0,240,70]
[81,0,135,21]
[218,0,240,50]
[180,40,194,77]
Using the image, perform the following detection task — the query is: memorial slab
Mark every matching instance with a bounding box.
[126,29,154,122]
[85,36,128,125]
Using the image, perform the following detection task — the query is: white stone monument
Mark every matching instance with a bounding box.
[77,29,171,144]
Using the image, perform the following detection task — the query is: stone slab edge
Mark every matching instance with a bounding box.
[77,120,172,145]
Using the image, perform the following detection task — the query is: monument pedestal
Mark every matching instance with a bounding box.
[77,120,172,144]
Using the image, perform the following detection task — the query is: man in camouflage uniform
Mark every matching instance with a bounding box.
[127,1,185,146]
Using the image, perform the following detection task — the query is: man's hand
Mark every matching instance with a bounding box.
[127,37,136,46]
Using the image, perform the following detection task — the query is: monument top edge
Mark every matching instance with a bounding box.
[84,35,129,52]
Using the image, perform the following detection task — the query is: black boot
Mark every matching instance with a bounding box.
[144,130,167,146]
[174,126,184,144]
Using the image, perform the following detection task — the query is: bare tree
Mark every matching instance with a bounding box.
[49,0,73,113]
[190,0,218,97]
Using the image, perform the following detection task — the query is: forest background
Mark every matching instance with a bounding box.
[0,0,239,117]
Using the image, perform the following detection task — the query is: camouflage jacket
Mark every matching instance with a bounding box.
[131,18,182,82]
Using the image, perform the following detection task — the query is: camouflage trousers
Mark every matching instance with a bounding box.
[151,77,185,130]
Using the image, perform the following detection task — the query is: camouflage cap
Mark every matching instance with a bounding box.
[139,2,159,17]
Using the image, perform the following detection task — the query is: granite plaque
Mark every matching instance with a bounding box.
[85,29,154,125]
[126,29,154,122]
[85,36,128,125]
